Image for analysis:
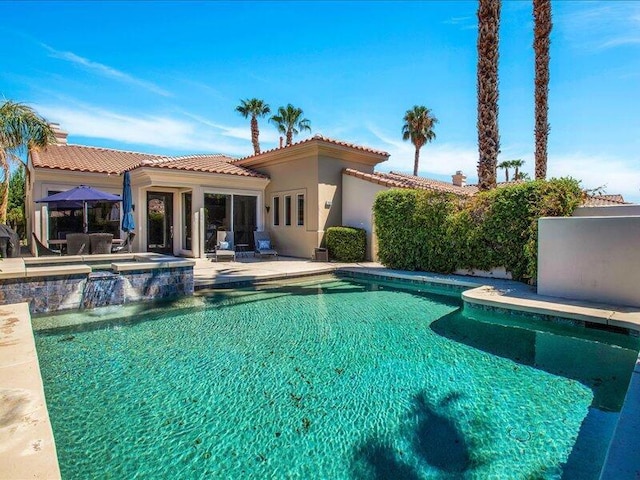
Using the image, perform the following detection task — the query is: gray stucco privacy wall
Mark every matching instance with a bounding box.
[537,216,640,308]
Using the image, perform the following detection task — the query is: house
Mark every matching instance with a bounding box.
[27,125,388,259]
[28,124,632,261]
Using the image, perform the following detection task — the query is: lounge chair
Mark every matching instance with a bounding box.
[89,233,114,254]
[112,232,136,253]
[32,232,62,257]
[66,233,90,255]
[253,231,278,259]
[208,230,236,262]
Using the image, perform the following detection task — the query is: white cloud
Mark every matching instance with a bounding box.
[559,3,640,51]
[36,104,254,157]
[41,43,172,97]
[548,153,640,202]
[181,111,280,144]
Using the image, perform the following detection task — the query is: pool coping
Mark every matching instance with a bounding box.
[3,264,640,478]
[0,302,61,480]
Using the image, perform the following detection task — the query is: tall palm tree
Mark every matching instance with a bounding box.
[497,160,511,182]
[402,105,438,176]
[0,101,55,223]
[476,0,501,191]
[534,0,552,180]
[235,98,270,155]
[270,104,311,146]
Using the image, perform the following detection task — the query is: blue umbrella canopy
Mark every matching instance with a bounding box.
[36,185,121,233]
[121,172,135,233]
[36,185,122,203]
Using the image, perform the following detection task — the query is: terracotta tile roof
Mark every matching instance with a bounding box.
[343,169,476,196]
[31,144,266,178]
[345,168,634,207]
[31,144,162,175]
[581,194,630,207]
[236,134,389,161]
[387,171,478,195]
[140,154,268,178]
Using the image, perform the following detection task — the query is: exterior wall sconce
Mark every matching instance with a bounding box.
[265,205,270,213]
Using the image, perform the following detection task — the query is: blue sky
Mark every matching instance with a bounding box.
[2,1,639,201]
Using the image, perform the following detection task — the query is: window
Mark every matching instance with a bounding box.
[297,194,304,226]
[284,195,292,226]
[273,196,280,226]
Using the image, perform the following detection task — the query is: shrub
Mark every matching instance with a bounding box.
[373,178,582,282]
[326,226,366,262]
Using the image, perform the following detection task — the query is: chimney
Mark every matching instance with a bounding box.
[50,123,68,145]
[452,170,467,187]
[279,136,283,148]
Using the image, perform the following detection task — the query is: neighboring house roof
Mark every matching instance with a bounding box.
[582,194,630,207]
[31,144,266,178]
[235,134,389,163]
[343,169,476,196]
[345,168,633,206]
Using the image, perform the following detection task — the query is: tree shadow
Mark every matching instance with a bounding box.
[351,391,477,479]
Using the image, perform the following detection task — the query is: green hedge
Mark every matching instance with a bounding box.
[326,226,366,262]
[373,178,582,282]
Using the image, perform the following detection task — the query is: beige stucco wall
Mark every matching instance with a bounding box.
[342,174,389,261]
[258,156,320,258]
[243,142,385,258]
[537,216,640,307]
[573,205,640,217]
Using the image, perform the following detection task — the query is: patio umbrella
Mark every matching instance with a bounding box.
[121,171,135,252]
[36,185,121,233]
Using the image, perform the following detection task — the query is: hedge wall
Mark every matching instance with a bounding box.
[373,178,582,282]
[326,226,366,262]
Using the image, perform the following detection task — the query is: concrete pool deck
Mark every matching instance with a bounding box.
[1,256,639,478]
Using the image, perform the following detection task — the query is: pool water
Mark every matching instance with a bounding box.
[34,276,639,479]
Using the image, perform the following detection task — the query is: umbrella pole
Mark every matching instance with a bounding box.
[83,202,88,233]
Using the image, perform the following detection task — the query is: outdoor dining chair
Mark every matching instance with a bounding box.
[31,233,62,257]
[89,233,114,254]
[66,233,90,255]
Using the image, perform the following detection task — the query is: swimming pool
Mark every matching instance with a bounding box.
[33,275,639,479]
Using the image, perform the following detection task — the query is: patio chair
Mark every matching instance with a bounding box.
[66,233,90,255]
[31,232,62,257]
[89,233,114,254]
[253,231,278,259]
[112,232,136,253]
[208,230,235,262]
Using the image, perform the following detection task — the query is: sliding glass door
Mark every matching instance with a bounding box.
[203,193,257,251]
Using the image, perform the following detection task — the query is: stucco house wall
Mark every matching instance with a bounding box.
[342,174,389,261]
[236,136,388,258]
[537,216,640,307]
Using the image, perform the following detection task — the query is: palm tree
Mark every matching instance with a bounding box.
[511,158,525,180]
[235,98,270,155]
[0,101,55,223]
[270,104,311,146]
[534,0,551,180]
[401,106,438,176]
[497,160,511,182]
[476,0,501,191]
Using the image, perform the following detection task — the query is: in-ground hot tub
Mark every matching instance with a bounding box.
[0,253,195,313]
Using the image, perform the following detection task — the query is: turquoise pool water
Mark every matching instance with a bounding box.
[34,276,639,479]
